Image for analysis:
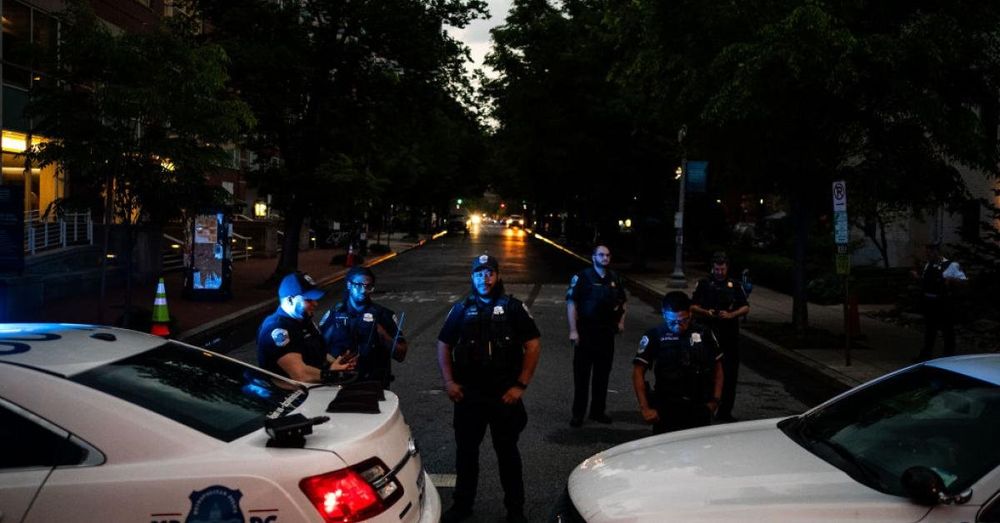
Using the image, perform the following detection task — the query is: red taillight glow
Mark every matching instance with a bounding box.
[299,469,383,522]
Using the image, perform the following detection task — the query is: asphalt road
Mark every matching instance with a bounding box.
[230,223,813,522]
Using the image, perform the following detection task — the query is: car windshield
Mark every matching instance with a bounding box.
[71,342,307,442]
[781,366,999,496]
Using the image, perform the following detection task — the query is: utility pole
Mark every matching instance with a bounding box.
[669,125,688,288]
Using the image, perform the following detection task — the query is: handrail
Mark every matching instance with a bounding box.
[163,233,185,245]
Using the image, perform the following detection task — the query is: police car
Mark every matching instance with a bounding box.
[556,354,1000,522]
[0,324,440,523]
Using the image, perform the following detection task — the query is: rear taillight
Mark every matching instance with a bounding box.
[299,458,402,522]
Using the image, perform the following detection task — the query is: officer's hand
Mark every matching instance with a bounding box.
[717,311,732,320]
[445,381,464,402]
[706,399,720,414]
[330,353,357,371]
[502,386,524,404]
[569,330,579,345]
[392,341,408,362]
[640,406,659,423]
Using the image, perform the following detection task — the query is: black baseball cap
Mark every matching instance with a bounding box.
[279,272,325,300]
[472,254,500,272]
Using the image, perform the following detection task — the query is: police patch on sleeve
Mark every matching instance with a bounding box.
[691,332,702,344]
[569,274,579,287]
[271,328,290,347]
[638,335,649,353]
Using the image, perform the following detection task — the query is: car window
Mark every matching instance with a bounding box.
[71,342,306,442]
[785,366,999,496]
[0,402,88,470]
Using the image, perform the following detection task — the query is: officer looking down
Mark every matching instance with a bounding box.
[633,291,723,435]
[436,254,541,523]
[257,272,356,384]
[319,266,408,389]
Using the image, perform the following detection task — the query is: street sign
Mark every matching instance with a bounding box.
[836,253,850,275]
[685,161,708,193]
[834,211,849,244]
[832,180,847,212]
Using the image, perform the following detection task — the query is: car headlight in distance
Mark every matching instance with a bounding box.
[299,457,403,522]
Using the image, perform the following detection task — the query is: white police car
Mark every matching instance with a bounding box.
[557,354,1000,522]
[0,324,440,523]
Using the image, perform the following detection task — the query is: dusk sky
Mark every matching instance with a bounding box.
[446,0,512,76]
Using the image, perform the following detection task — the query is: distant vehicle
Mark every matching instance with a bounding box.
[446,214,469,234]
[555,354,1000,522]
[506,214,524,228]
[0,324,440,523]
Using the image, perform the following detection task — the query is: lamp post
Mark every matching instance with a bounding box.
[669,125,688,288]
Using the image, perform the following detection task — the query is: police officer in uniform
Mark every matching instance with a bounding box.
[691,252,749,422]
[566,244,627,427]
[257,272,356,384]
[437,254,541,523]
[914,242,967,361]
[633,291,723,434]
[319,266,407,389]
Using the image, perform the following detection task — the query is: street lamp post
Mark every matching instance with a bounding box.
[669,125,688,288]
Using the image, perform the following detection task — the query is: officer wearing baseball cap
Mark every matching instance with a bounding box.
[257,271,356,383]
[437,253,541,523]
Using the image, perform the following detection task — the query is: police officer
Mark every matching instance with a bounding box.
[437,254,541,523]
[633,291,723,435]
[691,251,749,422]
[566,244,627,427]
[914,242,967,361]
[319,266,407,388]
[257,272,356,384]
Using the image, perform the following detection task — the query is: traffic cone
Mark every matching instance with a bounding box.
[151,277,171,337]
[345,245,357,267]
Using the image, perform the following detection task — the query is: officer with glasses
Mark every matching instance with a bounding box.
[319,266,408,389]
[632,291,723,435]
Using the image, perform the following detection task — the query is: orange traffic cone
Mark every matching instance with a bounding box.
[345,245,357,267]
[151,277,171,337]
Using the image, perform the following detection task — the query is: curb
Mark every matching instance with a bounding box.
[177,238,432,352]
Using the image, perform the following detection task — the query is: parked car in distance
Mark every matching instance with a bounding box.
[506,214,524,228]
[555,354,1000,522]
[446,214,469,234]
[0,324,440,523]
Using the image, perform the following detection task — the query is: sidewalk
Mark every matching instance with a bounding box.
[38,232,432,342]
[613,257,987,390]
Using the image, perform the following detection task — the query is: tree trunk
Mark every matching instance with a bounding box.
[274,211,304,278]
[791,196,809,332]
[98,173,114,324]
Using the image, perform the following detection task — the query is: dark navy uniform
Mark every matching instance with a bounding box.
[319,301,403,388]
[691,276,748,418]
[566,267,627,420]
[919,258,959,359]
[438,293,541,515]
[256,308,327,379]
[634,324,720,434]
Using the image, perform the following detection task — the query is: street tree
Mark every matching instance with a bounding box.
[27,2,254,323]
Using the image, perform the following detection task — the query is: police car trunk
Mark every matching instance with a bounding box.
[0,324,438,523]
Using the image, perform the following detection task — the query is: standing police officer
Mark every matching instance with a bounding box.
[914,242,967,361]
[691,251,749,422]
[566,244,627,427]
[633,291,723,434]
[437,254,541,523]
[257,272,356,384]
[319,266,407,389]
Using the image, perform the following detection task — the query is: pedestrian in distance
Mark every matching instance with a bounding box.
[633,291,724,435]
[437,254,541,523]
[319,266,407,389]
[691,251,749,422]
[256,272,356,384]
[912,242,968,362]
[566,244,628,427]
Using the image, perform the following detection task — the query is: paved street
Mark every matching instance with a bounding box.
[229,223,812,522]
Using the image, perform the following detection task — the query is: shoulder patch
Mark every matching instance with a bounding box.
[691,332,702,344]
[638,335,649,353]
[363,312,374,322]
[570,274,579,287]
[271,328,290,347]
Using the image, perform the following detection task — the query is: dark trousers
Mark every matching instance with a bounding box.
[452,391,528,511]
[920,297,956,359]
[715,328,740,418]
[572,329,615,419]
[652,397,713,435]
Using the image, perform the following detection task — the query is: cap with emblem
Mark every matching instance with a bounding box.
[279,272,325,300]
[472,254,500,272]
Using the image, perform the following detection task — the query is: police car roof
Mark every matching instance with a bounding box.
[924,354,1000,386]
[0,324,169,377]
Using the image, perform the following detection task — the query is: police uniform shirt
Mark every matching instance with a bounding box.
[566,267,627,329]
[921,259,966,298]
[257,307,327,378]
[438,294,541,389]
[633,324,721,403]
[319,301,403,380]
[692,276,748,336]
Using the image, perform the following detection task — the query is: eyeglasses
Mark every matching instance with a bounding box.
[349,281,375,290]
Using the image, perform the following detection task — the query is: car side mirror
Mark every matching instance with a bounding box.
[901,466,973,506]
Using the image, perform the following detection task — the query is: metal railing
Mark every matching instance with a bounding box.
[24,211,93,255]
[231,231,252,261]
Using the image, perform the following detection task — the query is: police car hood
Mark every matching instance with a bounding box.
[567,419,931,522]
